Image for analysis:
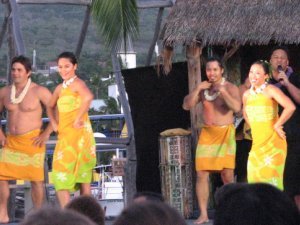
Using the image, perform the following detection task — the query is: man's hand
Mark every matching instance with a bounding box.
[199,81,212,91]
[278,71,290,87]
[0,132,6,147]
[32,131,50,147]
[183,81,212,110]
[214,81,227,94]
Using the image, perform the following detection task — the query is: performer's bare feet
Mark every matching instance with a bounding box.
[0,215,9,224]
[194,215,209,224]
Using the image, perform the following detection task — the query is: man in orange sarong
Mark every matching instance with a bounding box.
[0,56,52,223]
[183,57,241,225]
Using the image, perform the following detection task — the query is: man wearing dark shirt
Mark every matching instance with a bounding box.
[269,46,300,210]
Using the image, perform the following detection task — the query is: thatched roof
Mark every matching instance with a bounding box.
[161,0,300,47]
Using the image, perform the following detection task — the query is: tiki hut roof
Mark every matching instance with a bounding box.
[161,0,300,47]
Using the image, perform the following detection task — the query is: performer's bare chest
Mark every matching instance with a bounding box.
[4,94,40,112]
[203,98,228,112]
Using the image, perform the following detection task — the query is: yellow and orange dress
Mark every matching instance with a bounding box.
[245,92,287,190]
[51,87,96,192]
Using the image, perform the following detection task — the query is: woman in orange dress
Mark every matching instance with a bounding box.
[243,61,295,190]
[47,52,96,207]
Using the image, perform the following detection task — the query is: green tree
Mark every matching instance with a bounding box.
[45,72,63,92]
[100,97,120,114]
[91,0,139,53]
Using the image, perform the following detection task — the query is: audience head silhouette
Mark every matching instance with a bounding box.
[20,207,96,225]
[133,191,164,203]
[113,201,186,225]
[66,195,105,225]
[214,183,300,225]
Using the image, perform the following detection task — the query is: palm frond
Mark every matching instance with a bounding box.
[91,0,139,52]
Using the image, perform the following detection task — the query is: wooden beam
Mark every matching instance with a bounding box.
[111,54,135,148]
[75,5,90,58]
[145,7,164,66]
[222,43,240,62]
[111,53,136,204]
[186,45,202,149]
[16,0,91,5]
[7,3,14,83]
[16,0,174,8]
[10,0,25,55]
[0,14,9,50]
[138,1,173,9]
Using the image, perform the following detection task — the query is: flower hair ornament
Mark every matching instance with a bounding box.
[259,60,272,82]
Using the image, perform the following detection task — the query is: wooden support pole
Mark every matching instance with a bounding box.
[145,7,164,66]
[111,53,136,204]
[16,0,91,5]
[186,45,202,215]
[138,1,173,9]
[75,5,90,59]
[7,2,14,83]
[186,45,202,149]
[16,0,174,8]
[9,0,25,55]
[222,43,240,63]
[0,4,9,49]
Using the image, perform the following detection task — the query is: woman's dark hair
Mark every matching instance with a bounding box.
[57,51,78,65]
[206,57,224,69]
[251,60,270,75]
[11,55,32,73]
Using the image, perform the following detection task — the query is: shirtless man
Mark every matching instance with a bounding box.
[0,55,52,223]
[183,57,241,224]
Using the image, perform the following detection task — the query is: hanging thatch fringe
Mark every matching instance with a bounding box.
[156,46,174,76]
[161,0,300,47]
[162,46,173,75]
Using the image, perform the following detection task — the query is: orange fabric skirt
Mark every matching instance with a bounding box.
[0,130,45,181]
[195,125,236,171]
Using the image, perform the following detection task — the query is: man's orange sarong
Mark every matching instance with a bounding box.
[195,125,236,171]
[0,129,45,181]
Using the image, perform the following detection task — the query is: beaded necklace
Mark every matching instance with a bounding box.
[250,82,268,95]
[62,75,77,89]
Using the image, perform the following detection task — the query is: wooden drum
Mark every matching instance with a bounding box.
[159,135,193,218]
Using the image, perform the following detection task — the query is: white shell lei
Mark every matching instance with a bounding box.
[10,78,31,104]
[250,82,268,95]
[62,76,77,89]
[204,77,226,101]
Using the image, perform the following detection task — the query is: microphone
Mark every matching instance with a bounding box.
[277,65,283,81]
[277,65,283,72]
